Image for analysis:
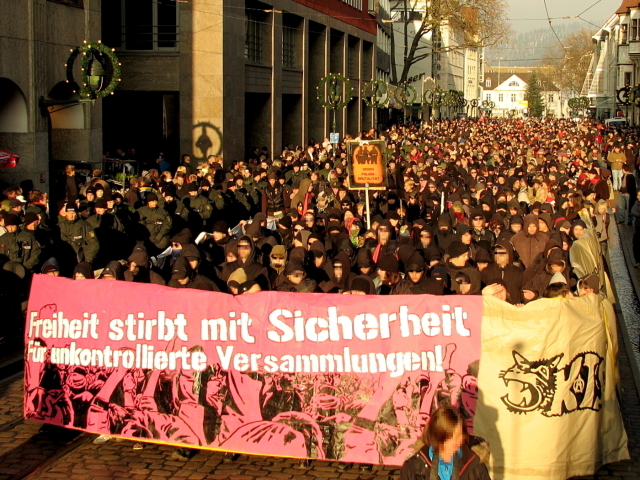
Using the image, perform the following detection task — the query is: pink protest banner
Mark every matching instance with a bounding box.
[24,275,481,465]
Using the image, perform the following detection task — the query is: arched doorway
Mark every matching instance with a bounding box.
[0,78,28,133]
[47,81,84,129]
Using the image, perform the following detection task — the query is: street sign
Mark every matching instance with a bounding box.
[347,140,387,190]
[330,132,340,144]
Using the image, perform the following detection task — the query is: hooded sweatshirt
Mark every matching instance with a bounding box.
[510,214,548,269]
[480,241,524,304]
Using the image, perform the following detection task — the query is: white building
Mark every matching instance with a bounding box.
[482,67,562,117]
[390,1,482,117]
[582,0,638,121]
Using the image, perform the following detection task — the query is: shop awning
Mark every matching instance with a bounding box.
[0,150,19,168]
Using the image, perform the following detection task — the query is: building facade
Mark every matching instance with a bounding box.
[101,0,378,167]
[0,0,102,192]
[482,66,562,118]
[582,1,639,122]
[389,1,482,119]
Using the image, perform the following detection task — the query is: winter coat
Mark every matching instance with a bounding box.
[399,442,490,480]
[58,218,100,264]
[510,214,548,269]
[480,240,524,304]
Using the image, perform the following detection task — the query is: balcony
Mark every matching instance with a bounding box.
[629,40,640,57]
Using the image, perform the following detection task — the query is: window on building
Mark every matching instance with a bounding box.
[508,81,519,86]
[498,94,504,102]
[245,13,262,64]
[548,94,554,103]
[122,0,178,51]
[621,24,628,44]
[485,79,491,87]
[625,71,632,86]
[633,19,638,41]
[486,93,491,101]
[283,26,296,69]
[511,94,516,102]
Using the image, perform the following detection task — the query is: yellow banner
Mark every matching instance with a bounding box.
[475,295,628,480]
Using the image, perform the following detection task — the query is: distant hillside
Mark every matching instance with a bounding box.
[485,21,602,67]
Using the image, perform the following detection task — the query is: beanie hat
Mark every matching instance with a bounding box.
[212,220,228,234]
[447,240,468,259]
[65,202,77,212]
[4,213,20,226]
[162,183,176,197]
[349,276,374,294]
[23,212,39,226]
[95,199,108,209]
[188,183,199,192]
[146,192,158,202]
[377,254,399,273]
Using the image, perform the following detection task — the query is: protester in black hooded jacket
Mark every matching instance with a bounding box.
[392,250,443,295]
[219,235,270,290]
[480,241,524,304]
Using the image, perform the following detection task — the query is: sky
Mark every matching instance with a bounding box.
[506,0,621,33]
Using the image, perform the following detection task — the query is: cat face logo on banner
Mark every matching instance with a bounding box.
[499,350,603,417]
[350,142,385,187]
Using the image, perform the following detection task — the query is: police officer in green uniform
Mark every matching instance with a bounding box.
[185,183,213,230]
[59,202,100,265]
[137,192,172,252]
[0,212,42,271]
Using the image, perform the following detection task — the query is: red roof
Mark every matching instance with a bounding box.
[616,0,640,15]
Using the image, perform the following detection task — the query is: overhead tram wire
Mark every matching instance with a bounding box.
[542,0,567,51]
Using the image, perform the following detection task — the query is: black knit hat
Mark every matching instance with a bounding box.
[4,213,20,226]
[377,254,399,273]
[23,212,39,226]
[212,220,228,234]
[146,192,158,202]
[447,241,468,259]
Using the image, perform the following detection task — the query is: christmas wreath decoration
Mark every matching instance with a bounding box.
[394,82,418,106]
[362,80,389,108]
[317,74,353,109]
[65,41,121,100]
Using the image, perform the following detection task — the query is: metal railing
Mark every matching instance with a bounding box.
[120,25,179,52]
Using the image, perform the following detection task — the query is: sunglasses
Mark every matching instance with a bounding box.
[473,216,484,221]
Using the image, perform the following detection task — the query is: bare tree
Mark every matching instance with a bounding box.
[538,29,595,97]
[390,0,511,84]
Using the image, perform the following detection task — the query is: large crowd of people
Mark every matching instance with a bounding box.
[0,116,635,469]
[0,118,636,339]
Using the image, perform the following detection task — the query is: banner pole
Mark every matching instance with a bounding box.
[365,183,371,230]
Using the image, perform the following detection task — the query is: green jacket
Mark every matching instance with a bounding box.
[188,194,213,221]
[207,189,225,211]
[0,229,42,270]
[137,205,172,249]
[59,218,100,263]
[87,212,124,232]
